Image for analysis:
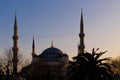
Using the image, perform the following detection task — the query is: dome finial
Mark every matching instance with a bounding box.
[51,41,54,48]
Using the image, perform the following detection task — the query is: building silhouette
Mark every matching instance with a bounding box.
[12,11,85,80]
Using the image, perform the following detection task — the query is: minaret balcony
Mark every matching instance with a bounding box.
[79,33,85,37]
[13,36,18,40]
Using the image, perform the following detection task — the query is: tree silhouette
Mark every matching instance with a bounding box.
[111,57,120,75]
[68,48,114,80]
[0,69,4,80]
[110,57,120,80]
[3,48,30,73]
[0,48,30,80]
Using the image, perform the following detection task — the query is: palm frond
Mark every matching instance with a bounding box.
[97,63,112,70]
[97,57,111,63]
[94,51,107,60]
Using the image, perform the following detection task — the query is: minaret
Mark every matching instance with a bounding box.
[78,10,85,55]
[12,15,19,75]
[32,37,36,56]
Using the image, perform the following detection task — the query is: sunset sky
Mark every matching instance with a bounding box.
[0,0,120,60]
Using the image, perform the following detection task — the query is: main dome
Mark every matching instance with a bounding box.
[39,47,63,60]
[39,42,64,59]
[41,47,63,55]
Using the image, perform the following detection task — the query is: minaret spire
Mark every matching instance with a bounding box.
[78,9,85,55]
[32,36,36,56]
[12,15,19,75]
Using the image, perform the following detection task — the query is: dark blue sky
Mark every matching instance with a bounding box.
[0,0,120,60]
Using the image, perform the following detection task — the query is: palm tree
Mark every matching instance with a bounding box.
[68,48,114,80]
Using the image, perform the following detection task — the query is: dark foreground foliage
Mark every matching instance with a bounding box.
[68,48,114,80]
